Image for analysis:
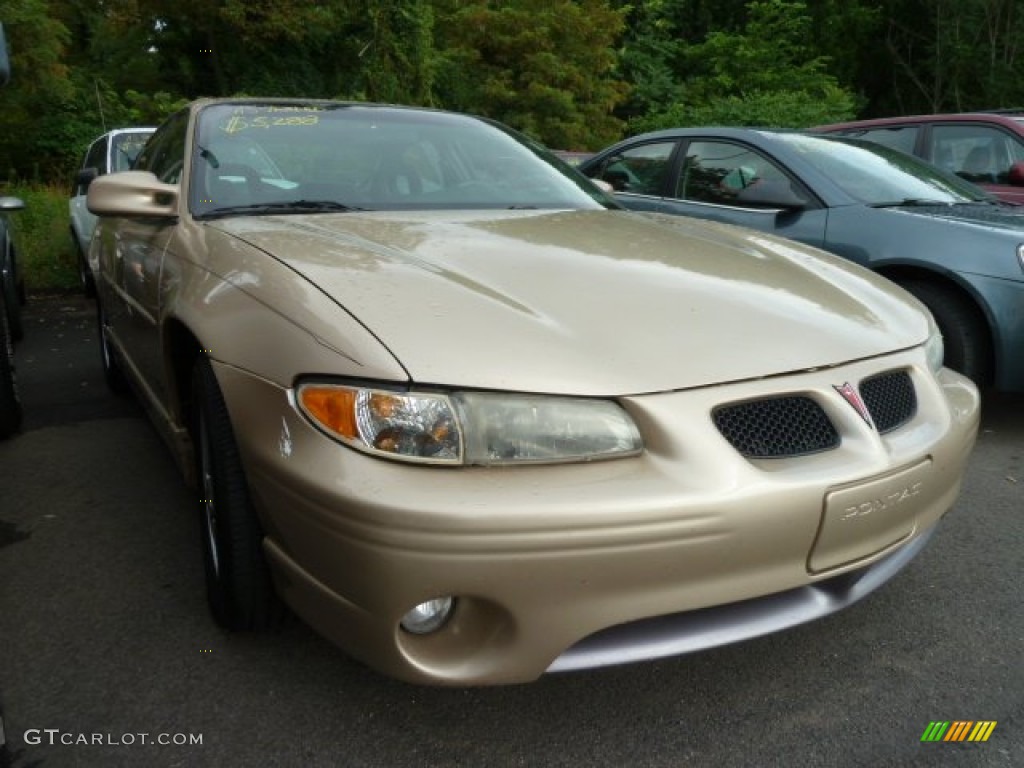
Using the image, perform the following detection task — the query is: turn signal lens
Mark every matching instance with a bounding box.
[298,386,359,439]
[924,328,944,374]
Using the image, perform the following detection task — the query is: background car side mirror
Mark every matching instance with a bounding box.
[1007,161,1024,187]
[603,169,631,192]
[75,167,99,192]
[0,196,25,212]
[0,23,9,87]
[735,179,808,209]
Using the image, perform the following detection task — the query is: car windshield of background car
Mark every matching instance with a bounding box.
[775,133,990,206]
[112,133,153,173]
[191,103,615,217]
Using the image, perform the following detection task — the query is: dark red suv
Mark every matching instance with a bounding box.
[816,112,1024,204]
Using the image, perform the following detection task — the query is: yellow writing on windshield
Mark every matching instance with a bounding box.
[223,113,319,134]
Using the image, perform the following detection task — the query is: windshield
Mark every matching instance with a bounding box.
[112,131,153,172]
[774,133,991,205]
[191,103,613,217]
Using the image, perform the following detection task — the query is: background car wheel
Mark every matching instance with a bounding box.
[96,300,128,393]
[901,280,992,386]
[4,259,23,341]
[192,356,282,631]
[75,239,96,298]
[0,291,23,438]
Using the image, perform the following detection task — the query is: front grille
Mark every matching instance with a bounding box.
[713,396,839,459]
[860,370,917,434]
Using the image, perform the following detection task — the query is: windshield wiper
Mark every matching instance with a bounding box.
[869,198,953,209]
[868,198,954,210]
[197,200,367,219]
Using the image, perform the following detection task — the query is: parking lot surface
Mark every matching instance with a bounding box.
[0,295,1020,767]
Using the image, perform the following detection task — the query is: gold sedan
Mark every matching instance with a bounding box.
[87,99,980,685]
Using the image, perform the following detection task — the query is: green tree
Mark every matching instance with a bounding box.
[634,0,857,130]
[434,0,629,149]
[881,0,1024,114]
[0,0,75,179]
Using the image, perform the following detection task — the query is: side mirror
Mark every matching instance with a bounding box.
[1007,161,1024,187]
[87,171,178,219]
[76,167,99,191]
[603,169,630,192]
[0,197,25,212]
[0,23,10,87]
[736,180,808,210]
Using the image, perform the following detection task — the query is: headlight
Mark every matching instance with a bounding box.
[297,384,642,465]
[924,327,944,373]
[1017,243,1024,274]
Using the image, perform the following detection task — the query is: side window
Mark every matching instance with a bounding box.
[929,124,1023,184]
[83,138,107,174]
[676,141,797,207]
[591,141,675,195]
[136,111,188,184]
[76,138,107,195]
[843,126,919,156]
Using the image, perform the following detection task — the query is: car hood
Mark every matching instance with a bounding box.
[894,201,1024,232]
[210,210,928,395]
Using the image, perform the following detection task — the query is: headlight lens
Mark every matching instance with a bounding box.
[297,384,642,465]
[452,392,642,465]
[1017,243,1024,274]
[924,328,944,373]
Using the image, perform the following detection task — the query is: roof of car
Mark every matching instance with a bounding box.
[817,112,1024,132]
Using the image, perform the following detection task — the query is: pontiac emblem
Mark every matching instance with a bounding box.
[834,382,874,428]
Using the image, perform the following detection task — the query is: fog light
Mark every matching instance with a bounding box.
[400,597,455,634]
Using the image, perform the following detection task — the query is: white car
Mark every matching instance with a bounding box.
[69,127,154,295]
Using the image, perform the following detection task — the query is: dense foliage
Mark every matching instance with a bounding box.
[2,0,1023,184]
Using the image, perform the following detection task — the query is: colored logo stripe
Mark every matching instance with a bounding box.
[968,722,997,742]
[921,721,996,742]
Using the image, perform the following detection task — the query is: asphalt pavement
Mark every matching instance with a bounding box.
[0,294,1021,767]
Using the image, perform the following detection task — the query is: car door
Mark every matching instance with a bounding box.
[70,135,108,254]
[104,111,188,405]
[659,139,829,248]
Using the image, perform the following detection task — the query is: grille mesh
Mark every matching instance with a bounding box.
[860,370,917,433]
[713,396,839,459]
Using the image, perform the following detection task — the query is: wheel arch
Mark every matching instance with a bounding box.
[875,264,995,386]
[164,317,205,487]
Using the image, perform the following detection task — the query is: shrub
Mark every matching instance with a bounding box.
[4,181,78,295]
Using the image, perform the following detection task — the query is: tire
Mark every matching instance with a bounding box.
[4,250,23,342]
[192,356,282,631]
[0,290,23,439]
[901,280,992,386]
[74,236,96,298]
[96,299,128,393]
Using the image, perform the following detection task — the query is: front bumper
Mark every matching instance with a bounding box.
[214,349,979,685]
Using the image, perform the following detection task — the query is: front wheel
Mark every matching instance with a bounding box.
[901,280,992,386]
[96,299,128,393]
[192,356,282,630]
[0,291,23,438]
